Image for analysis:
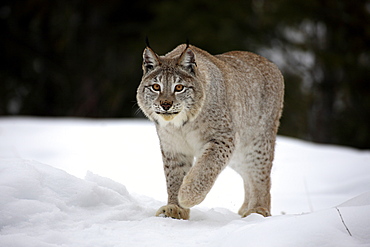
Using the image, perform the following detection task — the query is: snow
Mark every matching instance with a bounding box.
[0,117,369,247]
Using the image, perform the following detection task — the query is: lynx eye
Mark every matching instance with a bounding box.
[152,84,161,91]
[174,84,185,92]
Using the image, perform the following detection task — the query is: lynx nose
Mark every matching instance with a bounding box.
[160,100,173,111]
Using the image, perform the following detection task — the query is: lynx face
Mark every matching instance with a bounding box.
[137,46,205,127]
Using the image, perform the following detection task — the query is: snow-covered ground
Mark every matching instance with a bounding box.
[0,117,369,247]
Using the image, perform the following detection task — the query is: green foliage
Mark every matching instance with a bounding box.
[0,0,369,148]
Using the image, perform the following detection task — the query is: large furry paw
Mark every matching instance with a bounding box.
[155,204,190,220]
[240,207,271,218]
[178,181,206,209]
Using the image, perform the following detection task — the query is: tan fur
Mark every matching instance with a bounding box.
[137,44,284,220]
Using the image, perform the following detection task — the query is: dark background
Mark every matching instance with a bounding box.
[1,0,369,149]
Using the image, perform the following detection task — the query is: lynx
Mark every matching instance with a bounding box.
[136,43,284,220]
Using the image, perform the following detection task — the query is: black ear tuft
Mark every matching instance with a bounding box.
[145,36,151,49]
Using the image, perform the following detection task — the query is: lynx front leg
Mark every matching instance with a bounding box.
[156,152,192,220]
[178,138,234,208]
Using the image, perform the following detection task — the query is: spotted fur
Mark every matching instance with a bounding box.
[137,44,284,220]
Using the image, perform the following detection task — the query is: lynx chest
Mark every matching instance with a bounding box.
[157,124,205,158]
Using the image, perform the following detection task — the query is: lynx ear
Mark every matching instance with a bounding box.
[177,46,196,75]
[143,47,160,74]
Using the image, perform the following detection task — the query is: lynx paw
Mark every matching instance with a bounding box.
[240,207,271,218]
[155,204,190,220]
[178,182,205,209]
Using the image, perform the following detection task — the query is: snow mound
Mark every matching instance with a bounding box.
[1,158,370,247]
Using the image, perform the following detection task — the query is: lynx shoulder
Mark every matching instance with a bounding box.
[137,43,284,220]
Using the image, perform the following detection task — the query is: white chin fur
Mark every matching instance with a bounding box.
[154,111,188,127]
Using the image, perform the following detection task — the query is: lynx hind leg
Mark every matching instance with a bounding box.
[238,176,271,217]
[237,138,275,217]
[156,204,190,220]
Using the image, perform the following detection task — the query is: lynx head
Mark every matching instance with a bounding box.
[137,44,205,127]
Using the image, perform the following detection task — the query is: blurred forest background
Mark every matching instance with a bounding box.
[1,0,369,149]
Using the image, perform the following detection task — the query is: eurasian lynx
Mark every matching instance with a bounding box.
[137,43,284,220]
